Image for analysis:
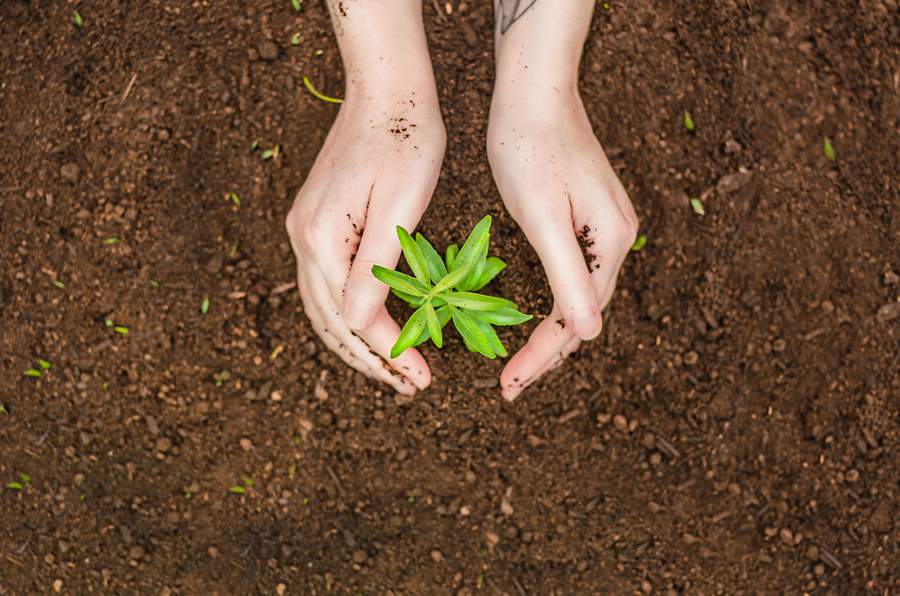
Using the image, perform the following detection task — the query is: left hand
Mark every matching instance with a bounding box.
[487,89,639,401]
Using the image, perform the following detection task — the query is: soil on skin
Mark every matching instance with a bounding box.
[1,1,898,594]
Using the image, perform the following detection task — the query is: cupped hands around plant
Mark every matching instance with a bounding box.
[373,215,531,360]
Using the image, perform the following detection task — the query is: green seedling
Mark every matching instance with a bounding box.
[0,405,8,414]
[261,145,280,160]
[631,234,648,251]
[201,297,210,315]
[684,110,695,132]
[372,215,531,360]
[823,136,836,161]
[229,477,254,494]
[313,49,324,57]
[114,326,129,335]
[6,482,22,491]
[73,11,83,28]
[53,280,65,289]
[690,198,705,215]
[250,139,259,151]
[291,0,302,11]
[303,75,343,104]
[290,33,301,46]
[38,359,51,370]
[104,236,119,245]
[24,368,42,378]
[228,191,240,206]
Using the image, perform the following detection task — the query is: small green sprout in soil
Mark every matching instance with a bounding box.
[213,371,228,387]
[149,279,160,288]
[39,359,51,370]
[228,191,240,206]
[201,296,210,315]
[6,474,30,490]
[690,197,705,215]
[631,234,648,251]
[290,33,301,46]
[373,215,531,360]
[104,236,119,245]
[0,405,8,415]
[313,49,324,57]
[229,477,254,494]
[823,136,836,161]
[261,145,280,160]
[24,368,42,378]
[73,11,83,28]
[114,326,129,335]
[291,0,302,11]
[6,481,23,491]
[24,359,50,378]
[250,139,259,151]
[53,280,65,289]
[683,110,695,132]
[302,75,344,104]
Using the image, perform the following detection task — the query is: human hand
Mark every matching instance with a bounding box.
[487,90,639,401]
[285,93,446,395]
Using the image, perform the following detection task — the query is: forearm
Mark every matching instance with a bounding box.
[328,0,437,106]
[493,0,594,100]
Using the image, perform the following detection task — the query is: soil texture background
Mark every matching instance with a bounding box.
[1,0,898,594]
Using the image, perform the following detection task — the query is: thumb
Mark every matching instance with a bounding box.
[343,191,425,330]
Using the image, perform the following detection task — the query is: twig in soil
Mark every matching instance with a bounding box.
[0,185,22,193]
[512,577,528,596]
[3,555,23,567]
[271,281,297,295]
[819,547,842,570]
[557,409,581,424]
[655,436,680,458]
[431,0,446,20]
[325,465,344,495]
[121,72,138,103]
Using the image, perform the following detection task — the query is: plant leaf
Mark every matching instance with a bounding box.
[451,214,491,278]
[24,369,41,378]
[391,307,427,359]
[474,319,507,358]
[684,110,695,131]
[690,198,705,215]
[397,226,430,285]
[372,265,428,296]
[415,233,448,281]
[459,234,491,291]
[6,482,22,491]
[469,307,533,326]
[470,257,506,291]
[424,301,443,348]
[442,292,517,311]
[228,485,246,494]
[391,288,424,306]
[413,305,451,346]
[38,359,52,370]
[445,243,459,269]
[450,307,495,359]
[631,234,648,251]
[823,136,836,161]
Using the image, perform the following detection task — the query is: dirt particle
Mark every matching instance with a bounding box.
[613,414,629,432]
[154,437,172,453]
[709,388,735,419]
[472,377,498,389]
[60,162,80,183]
[430,549,443,562]
[779,528,794,545]
[239,438,253,451]
[128,545,145,560]
[351,549,367,564]
[257,39,279,61]
[52,580,63,593]
[876,302,900,322]
[314,383,329,401]
[683,351,699,365]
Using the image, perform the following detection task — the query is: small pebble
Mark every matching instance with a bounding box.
[641,579,653,593]
[845,469,859,482]
[52,579,63,593]
[780,528,794,545]
[314,384,329,401]
[459,505,471,516]
[352,549,367,564]
[128,545,144,560]
[60,162,80,183]
[683,351,699,365]
[276,584,287,596]
[208,546,220,558]
[884,270,899,285]
[430,550,443,562]
[258,39,279,60]
[155,437,172,453]
[472,377,498,389]
[239,438,253,451]
[613,414,629,432]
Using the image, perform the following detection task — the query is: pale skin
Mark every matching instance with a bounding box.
[286,0,638,400]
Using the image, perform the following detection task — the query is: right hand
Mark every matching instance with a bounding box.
[285,93,446,395]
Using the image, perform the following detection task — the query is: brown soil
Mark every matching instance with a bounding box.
[2,1,898,594]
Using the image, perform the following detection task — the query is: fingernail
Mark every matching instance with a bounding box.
[573,311,601,340]
[344,303,371,330]
[502,387,519,402]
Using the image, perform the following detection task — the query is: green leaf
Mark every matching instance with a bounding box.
[442,292,517,311]
[474,319,507,358]
[690,198,705,215]
[104,236,119,245]
[24,369,41,378]
[228,485,246,494]
[413,305,451,347]
[73,11,83,27]
[391,288,424,307]
[38,359,51,370]
[823,136,836,161]
[201,297,210,314]
[243,477,254,487]
[469,307,533,326]
[372,265,428,296]
[228,191,240,206]
[114,326,129,335]
[391,307,427,359]
[53,280,65,289]
[415,233,448,281]
[290,33,301,46]
[631,234,648,251]
[19,473,31,483]
[6,482,22,491]
[684,110,695,131]
[470,257,506,291]
[450,307,495,359]
[291,0,302,11]
[451,215,491,282]
[424,301,443,348]
[397,226,430,285]
[445,243,459,269]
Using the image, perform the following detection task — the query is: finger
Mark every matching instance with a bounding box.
[516,193,602,340]
[500,304,578,401]
[355,307,432,391]
[297,264,375,376]
[307,262,418,395]
[343,184,429,330]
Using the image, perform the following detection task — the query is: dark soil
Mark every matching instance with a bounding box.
[2,1,898,594]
